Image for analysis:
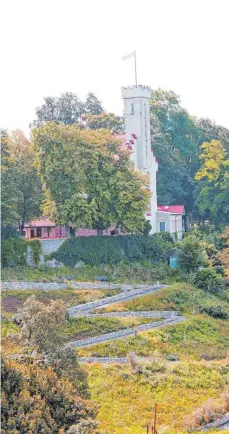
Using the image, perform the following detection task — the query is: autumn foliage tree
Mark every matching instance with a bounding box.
[33,123,151,234]
[194,140,229,224]
[1,357,97,434]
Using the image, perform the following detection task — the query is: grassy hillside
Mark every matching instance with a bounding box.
[2,278,229,433]
[83,361,228,434]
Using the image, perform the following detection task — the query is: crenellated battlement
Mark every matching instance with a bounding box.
[121,85,151,100]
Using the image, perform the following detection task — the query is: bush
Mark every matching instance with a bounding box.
[1,237,27,267]
[194,268,227,294]
[51,234,174,267]
[200,303,229,319]
[28,239,42,265]
[176,235,208,273]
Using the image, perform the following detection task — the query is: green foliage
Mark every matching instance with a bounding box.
[1,129,43,227]
[83,112,124,133]
[1,357,97,434]
[176,235,208,272]
[1,319,20,337]
[194,140,229,224]
[2,237,27,267]
[194,268,227,294]
[31,90,124,132]
[1,225,19,240]
[199,303,229,319]
[150,89,199,214]
[79,317,229,360]
[33,123,150,233]
[84,92,103,115]
[27,239,42,265]
[51,234,174,267]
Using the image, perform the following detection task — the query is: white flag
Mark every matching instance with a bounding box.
[122,51,136,61]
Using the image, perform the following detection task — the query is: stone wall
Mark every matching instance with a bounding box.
[40,239,66,255]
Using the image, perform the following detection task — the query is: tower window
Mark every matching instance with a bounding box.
[131,103,134,115]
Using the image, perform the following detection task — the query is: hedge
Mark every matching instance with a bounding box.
[1,237,42,267]
[28,239,42,265]
[1,237,27,267]
[50,233,174,267]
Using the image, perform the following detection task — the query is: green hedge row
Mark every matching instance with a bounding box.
[1,238,27,267]
[1,238,42,267]
[51,233,174,267]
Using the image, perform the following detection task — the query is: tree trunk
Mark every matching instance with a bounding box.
[97,229,103,236]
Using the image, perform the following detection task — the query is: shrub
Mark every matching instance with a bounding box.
[1,237,27,267]
[184,394,229,430]
[51,234,174,267]
[1,357,97,434]
[27,239,42,265]
[200,303,229,319]
[176,235,208,273]
[194,268,227,294]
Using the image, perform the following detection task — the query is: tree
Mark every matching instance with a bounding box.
[217,226,229,281]
[176,234,208,272]
[1,129,20,225]
[31,92,84,128]
[13,296,89,397]
[1,130,44,230]
[83,112,124,134]
[196,118,229,154]
[33,123,151,235]
[84,92,103,115]
[194,140,229,224]
[1,357,97,434]
[150,89,199,217]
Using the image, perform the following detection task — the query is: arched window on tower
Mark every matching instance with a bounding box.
[131,103,134,115]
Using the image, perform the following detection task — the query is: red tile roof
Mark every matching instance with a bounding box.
[25,218,55,228]
[157,205,184,214]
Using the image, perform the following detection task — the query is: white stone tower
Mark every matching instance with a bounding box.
[121,85,158,233]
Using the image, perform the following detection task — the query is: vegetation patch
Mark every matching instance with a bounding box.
[1,288,121,316]
[101,283,229,315]
[83,362,228,433]
[64,316,159,340]
[50,234,174,267]
[78,318,229,360]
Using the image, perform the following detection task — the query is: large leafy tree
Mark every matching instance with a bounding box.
[83,112,124,134]
[33,123,150,234]
[1,130,43,229]
[1,129,20,225]
[196,118,229,153]
[31,91,124,134]
[84,92,103,115]
[150,89,199,217]
[1,130,44,230]
[31,92,84,128]
[194,140,229,224]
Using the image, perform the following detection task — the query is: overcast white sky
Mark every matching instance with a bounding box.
[1,0,229,135]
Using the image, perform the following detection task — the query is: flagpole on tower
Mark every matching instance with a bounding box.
[122,50,137,87]
[134,51,137,86]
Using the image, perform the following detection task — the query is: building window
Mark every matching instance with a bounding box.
[131,103,134,115]
[159,221,166,232]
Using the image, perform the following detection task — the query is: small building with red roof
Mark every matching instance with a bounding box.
[156,205,185,240]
